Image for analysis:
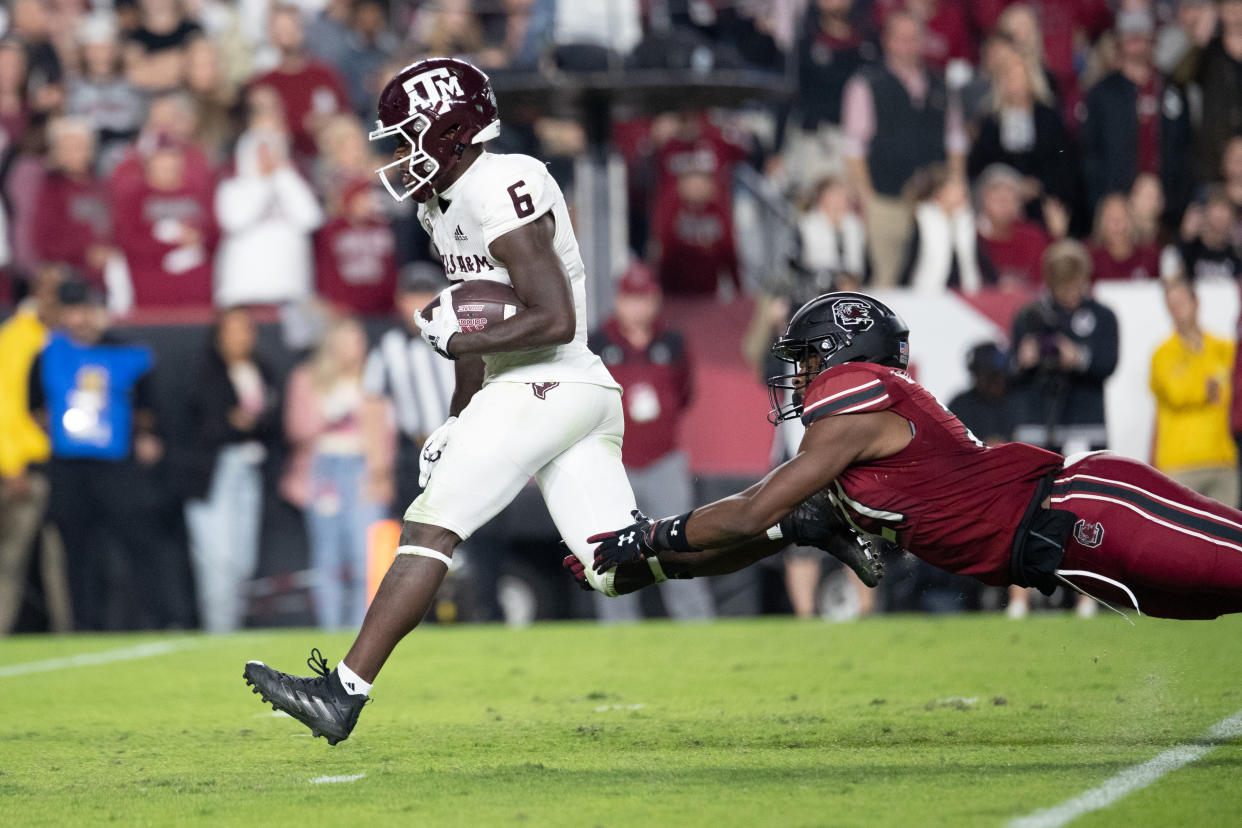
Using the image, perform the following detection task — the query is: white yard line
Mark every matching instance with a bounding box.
[1008,710,1242,828]
[309,774,366,784]
[0,639,199,678]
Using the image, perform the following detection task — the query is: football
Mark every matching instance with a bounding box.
[420,279,524,334]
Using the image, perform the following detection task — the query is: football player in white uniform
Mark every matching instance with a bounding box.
[243,57,661,744]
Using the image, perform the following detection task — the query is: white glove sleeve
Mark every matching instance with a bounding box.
[419,416,457,487]
[417,285,462,359]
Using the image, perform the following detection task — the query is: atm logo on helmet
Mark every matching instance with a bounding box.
[403,67,465,115]
[832,299,874,330]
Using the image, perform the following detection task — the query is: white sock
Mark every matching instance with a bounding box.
[336,661,372,696]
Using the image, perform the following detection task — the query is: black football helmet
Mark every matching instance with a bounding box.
[767,292,910,423]
[369,57,501,203]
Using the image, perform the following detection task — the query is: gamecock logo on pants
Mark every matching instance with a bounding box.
[1073,519,1104,548]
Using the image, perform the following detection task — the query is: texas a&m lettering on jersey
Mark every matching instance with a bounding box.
[800,362,1063,585]
[439,252,495,276]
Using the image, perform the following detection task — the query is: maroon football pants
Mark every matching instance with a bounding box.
[1050,453,1242,619]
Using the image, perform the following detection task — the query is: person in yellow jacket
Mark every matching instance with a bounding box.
[0,269,69,634]
[1150,276,1238,506]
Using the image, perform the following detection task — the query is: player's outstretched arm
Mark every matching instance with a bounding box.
[447,214,576,358]
[589,411,912,572]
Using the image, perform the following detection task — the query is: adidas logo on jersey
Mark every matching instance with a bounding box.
[454,225,468,241]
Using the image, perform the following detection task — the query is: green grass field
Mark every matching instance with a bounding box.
[2,614,1239,827]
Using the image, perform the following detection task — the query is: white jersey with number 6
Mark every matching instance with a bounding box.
[417,151,618,389]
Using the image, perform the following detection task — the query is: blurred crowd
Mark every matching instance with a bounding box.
[3,0,1242,631]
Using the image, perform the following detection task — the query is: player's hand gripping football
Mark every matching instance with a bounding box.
[417,285,462,359]
[589,509,688,572]
[418,416,457,487]
[780,489,889,588]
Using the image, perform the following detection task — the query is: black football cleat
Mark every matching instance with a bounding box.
[243,648,367,746]
[823,531,889,588]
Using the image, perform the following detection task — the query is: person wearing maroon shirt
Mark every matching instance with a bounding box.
[108,92,214,203]
[650,111,750,235]
[586,262,713,622]
[1081,10,1193,223]
[111,133,218,308]
[315,178,396,315]
[1088,193,1160,282]
[975,163,1049,290]
[651,170,741,298]
[32,117,112,284]
[581,291,1242,622]
[870,0,972,71]
[250,4,350,164]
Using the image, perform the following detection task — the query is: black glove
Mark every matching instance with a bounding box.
[587,509,694,572]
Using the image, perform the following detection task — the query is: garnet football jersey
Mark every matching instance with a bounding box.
[416,152,618,390]
[801,362,1063,585]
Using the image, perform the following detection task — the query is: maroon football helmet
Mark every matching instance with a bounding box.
[369,57,501,203]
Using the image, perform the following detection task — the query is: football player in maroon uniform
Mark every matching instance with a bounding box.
[579,291,1242,622]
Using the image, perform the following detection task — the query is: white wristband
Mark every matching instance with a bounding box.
[766,524,784,541]
[646,557,669,584]
[396,545,452,567]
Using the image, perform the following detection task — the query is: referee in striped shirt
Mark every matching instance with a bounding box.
[362,263,457,516]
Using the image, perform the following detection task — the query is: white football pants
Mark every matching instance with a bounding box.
[405,380,637,592]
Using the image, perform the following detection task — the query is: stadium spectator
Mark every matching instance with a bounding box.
[313,113,379,207]
[899,164,992,293]
[251,3,351,164]
[112,132,218,308]
[282,316,388,630]
[108,91,214,199]
[1081,9,1194,223]
[1129,172,1168,246]
[1173,0,1242,185]
[65,14,145,176]
[1155,0,1219,73]
[959,34,1020,124]
[975,163,1050,290]
[28,280,188,630]
[966,41,1075,221]
[842,10,967,286]
[183,37,237,165]
[1151,276,1237,506]
[124,0,204,91]
[797,176,866,282]
[948,341,1016,447]
[587,262,714,623]
[8,0,64,118]
[0,38,32,158]
[651,169,741,298]
[32,118,112,285]
[1026,0,1114,115]
[335,0,399,119]
[0,266,69,635]
[213,112,323,306]
[305,0,353,70]
[871,0,972,73]
[1010,239,1119,455]
[1221,135,1242,224]
[995,3,1061,105]
[1088,193,1160,281]
[360,263,455,517]
[650,111,750,232]
[1178,187,1242,282]
[315,177,396,315]
[785,0,871,184]
[178,306,279,634]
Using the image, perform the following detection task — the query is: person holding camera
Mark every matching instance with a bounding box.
[1010,240,1119,456]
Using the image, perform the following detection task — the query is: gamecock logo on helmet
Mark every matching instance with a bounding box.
[832,299,875,330]
[403,67,465,115]
[1073,519,1104,548]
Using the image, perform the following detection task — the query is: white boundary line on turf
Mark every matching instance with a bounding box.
[1007,709,1242,828]
[310,774,366,784]
[0,639,199,678]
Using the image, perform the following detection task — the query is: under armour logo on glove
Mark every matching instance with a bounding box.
[588,510,659,572]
